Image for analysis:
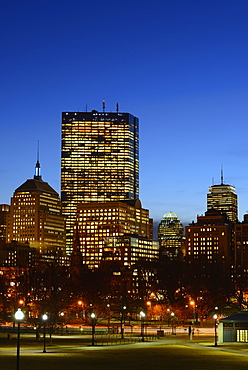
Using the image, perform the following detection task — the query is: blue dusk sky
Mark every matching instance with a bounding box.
[1,0,248,229]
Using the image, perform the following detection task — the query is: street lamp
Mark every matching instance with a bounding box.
[140,311,145,342]
[120,305,126,339]
[171,312,175,334]
[107,304,110,332]
[213,314,218,346]
[42,314,48,353]
[90,312,96,346]
[190,300,196,323]
[15,308,24,370]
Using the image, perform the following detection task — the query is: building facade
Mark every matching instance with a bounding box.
[185,209,232,265]
[158,212,185,259]
[207,182,238,223]
[61,110,139,252]
[6,167,65,253]
[233,215,248,283]
[75,199,158,269]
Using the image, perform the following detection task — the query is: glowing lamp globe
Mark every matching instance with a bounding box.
[15,308,24,321]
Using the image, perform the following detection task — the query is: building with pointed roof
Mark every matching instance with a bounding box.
[6,161,65,253]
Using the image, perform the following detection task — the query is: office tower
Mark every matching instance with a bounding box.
[207,171,238,223]
[76,199,159,269]
[7,162,65,252]
[185,209,232,264]
[158,212,185,259]
[61,110,139,252]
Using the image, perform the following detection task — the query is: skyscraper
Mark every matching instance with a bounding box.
[158,212,185,259]
[207,171,238,223]
[61,110,139,252]
[7,163,65,252]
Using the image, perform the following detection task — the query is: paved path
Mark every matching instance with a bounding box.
[1,333,248,370]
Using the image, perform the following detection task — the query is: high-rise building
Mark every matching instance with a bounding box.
[61,110,139,252]
[207,171,238,223]
[158,212,185,259]
[75,199,158,269]
[6,163,65,253]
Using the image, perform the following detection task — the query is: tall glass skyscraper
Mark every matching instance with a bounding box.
[61,110,139,252]
[158,212,185,259]
[207,184,238,223]
[207,170,238,223]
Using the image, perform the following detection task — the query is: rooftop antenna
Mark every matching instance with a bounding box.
[221,164,224,185]
[35,140,41,180]
[85,104,88,112]
[212,177,214,186]
[102,100,106,113]
[116,102,119,113]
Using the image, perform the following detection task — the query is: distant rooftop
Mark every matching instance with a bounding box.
[15,178,58,197]
[162,212,179,220]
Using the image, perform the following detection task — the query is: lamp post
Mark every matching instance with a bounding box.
[42,314,48,353]
[171,312,175,334]
[140,311,145,342]
[213,314,218,346]
[15,308,24,370]
[90,313,96,346]
[107,304,110,332]
[120,305,126,339]
[190,300,196,323]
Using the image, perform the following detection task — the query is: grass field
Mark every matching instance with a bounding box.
[1,332,248,370]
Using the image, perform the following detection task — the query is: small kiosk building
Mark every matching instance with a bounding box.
[219,311,248,343]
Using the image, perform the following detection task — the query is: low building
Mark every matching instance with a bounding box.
[219,311,248,343]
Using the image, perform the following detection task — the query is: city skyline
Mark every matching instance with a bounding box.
[1,0,248,226]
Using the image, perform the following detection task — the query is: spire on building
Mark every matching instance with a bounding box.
[34,141,42,180]
[221,164,224,185]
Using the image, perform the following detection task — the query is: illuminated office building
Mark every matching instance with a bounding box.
[185,209,232,264]
[61,110,139,252]
[7,163,65,253]
[158,212,185,259]
[76,200,158,269]
[207,172,238,223]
